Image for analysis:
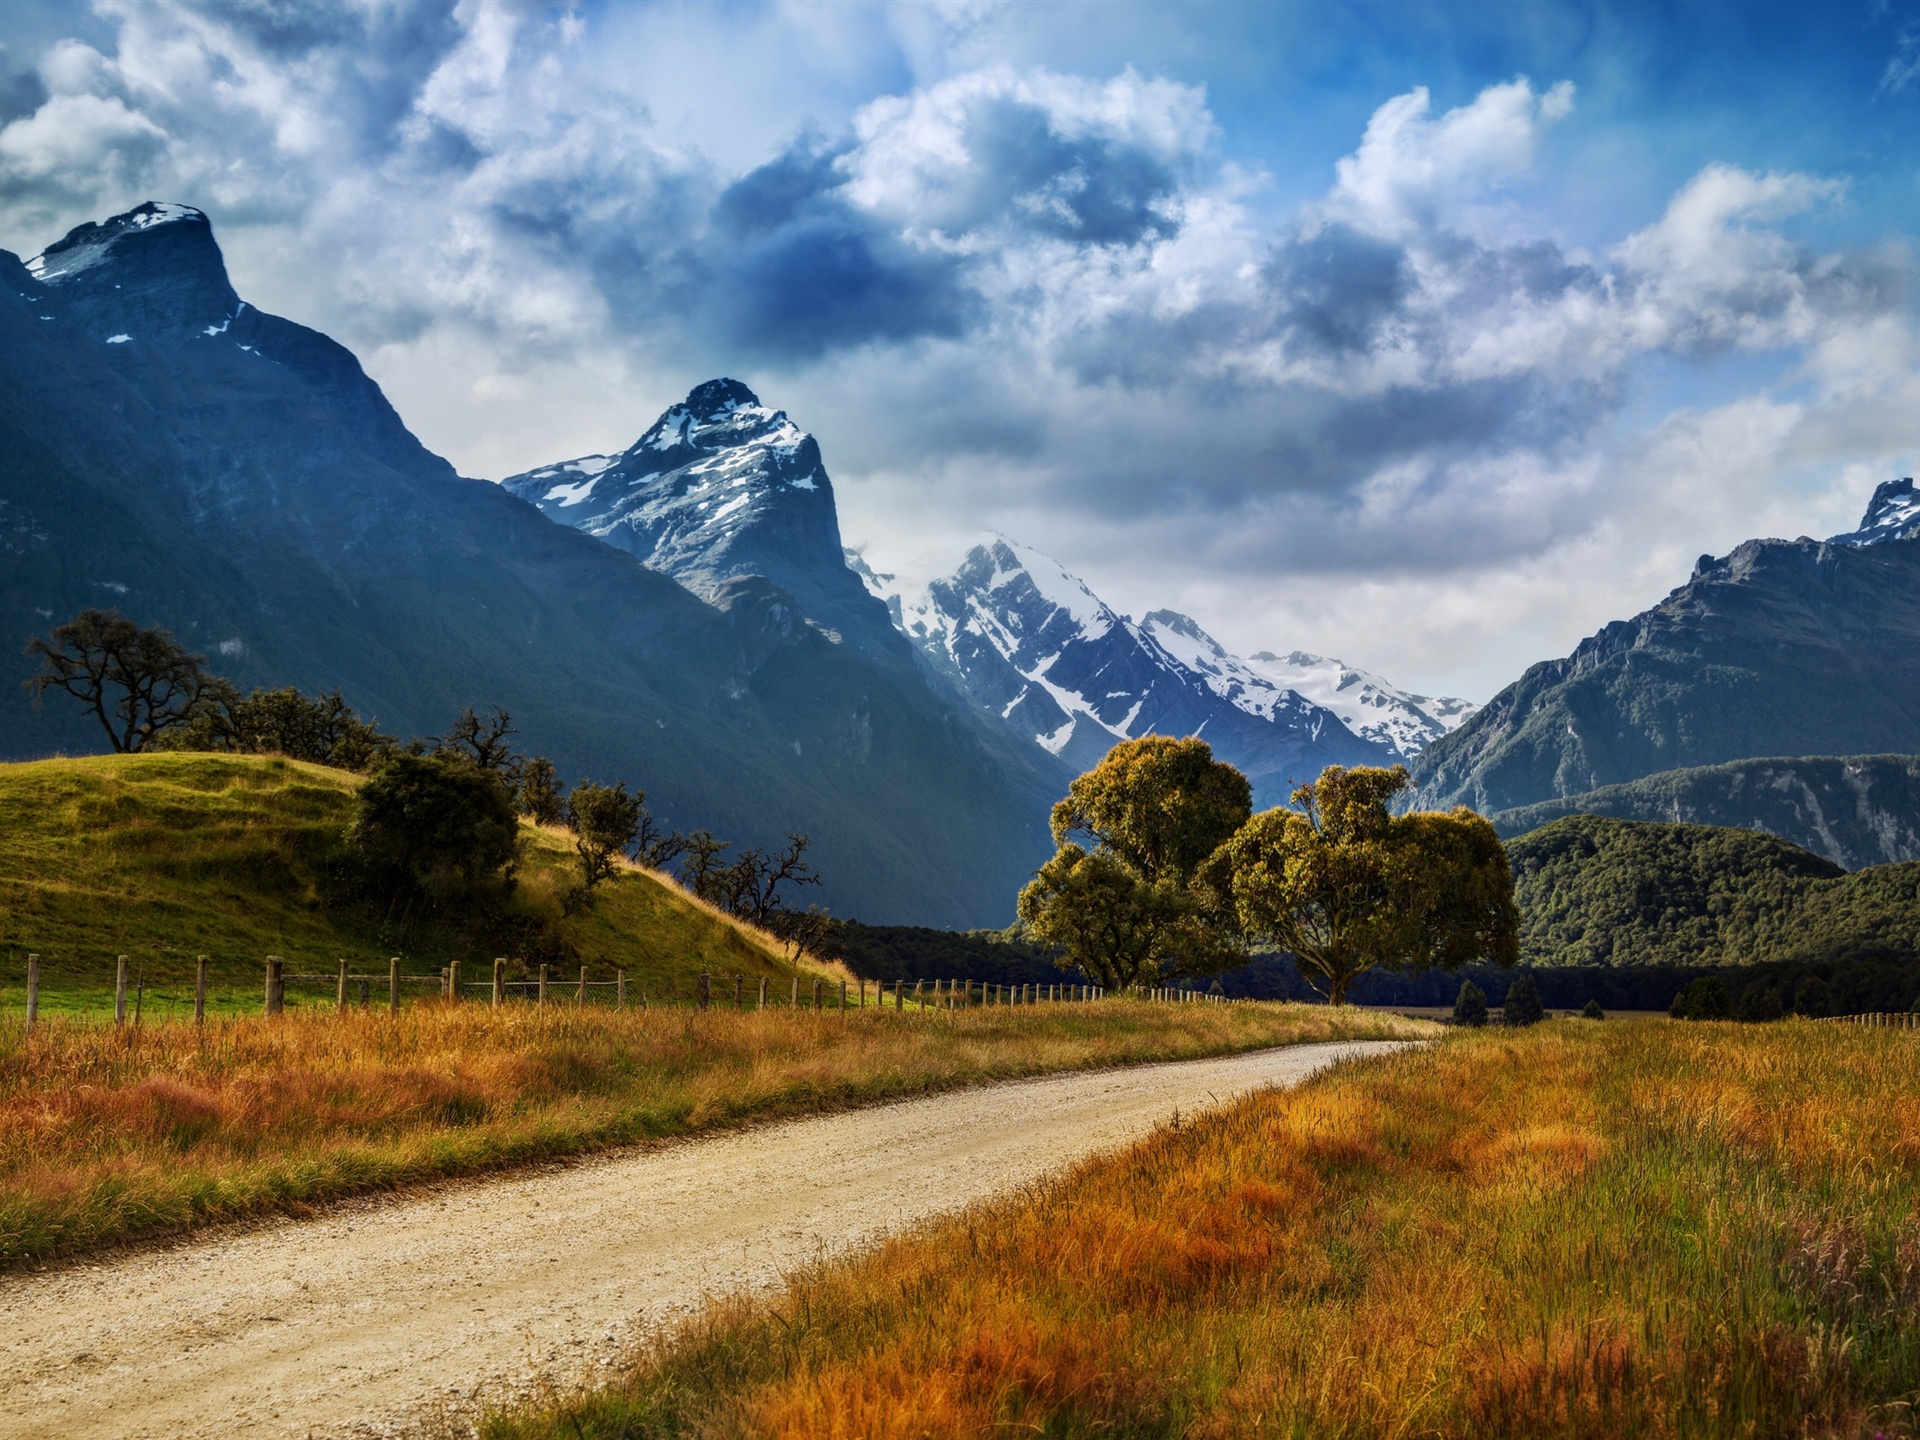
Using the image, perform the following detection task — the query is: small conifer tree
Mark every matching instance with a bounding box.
[1581,997,1605,1020]
[1503,972,1544,1026]
[1453,979,1488,1027]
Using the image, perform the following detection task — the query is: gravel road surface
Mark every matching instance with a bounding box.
[0,1040,1407,1438]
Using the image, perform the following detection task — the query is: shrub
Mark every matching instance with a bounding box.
[1794,974,1832,1018]
[1452,980,1488,1027]
[1737,982,1784,1023]
[566,781,643,898]
[518,756,565,825]
[347,752,520,906]
[1671,975,1732,1021]
[1503,972,1544,1026]
[1580,998,1605,1020]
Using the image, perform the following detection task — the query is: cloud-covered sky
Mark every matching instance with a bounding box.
[3,0,1918,699]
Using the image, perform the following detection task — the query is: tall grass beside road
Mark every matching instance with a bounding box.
[495,1020,1920,1439]
[0,999,1426,1264]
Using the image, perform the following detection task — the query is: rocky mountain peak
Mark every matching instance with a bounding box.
[26,201,241,342]
[502,379,906,668]
[1831,476,1920,547]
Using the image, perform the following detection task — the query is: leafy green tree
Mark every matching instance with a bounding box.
[1794,974,1832,1018]
[566,781,643,895]
[157,685,394,770]
[1738,981,1785,1022]
[1453,979,1489,1027]
[1581,998,1606,1020]
[1208,765,1519,1006]
[348,752,520,906]
[1503,972,1544,1026]
[24,609,233,752]
[1670,975,1732,1020]
[518,756,565,825]
[1018,737,1251,990]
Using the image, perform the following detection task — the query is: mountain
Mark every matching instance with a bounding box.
[852,537,1468,808]
[1489,754,1920,870]
[1510,813,1920,968]
[500,381,906,667]
[0,201,1055,927]
[1413,481,1920,814]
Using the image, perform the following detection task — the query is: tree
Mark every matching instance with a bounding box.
[517,756,565,825]
[634,808,688,869]
[1794,974,1832,1018]
[1581,998,1606,1020]
[348,752,520,906]
[1209,765,1519,1006]
[1503,972,1544,1026]
[713,833,822,927]
[1670,975,1732,1020]
[1453,979,1489,1027]
[24,609,232,753]
[680,830,731,899]
[156,685,394,770]
[566,781,643,895]
[441,705,521,782]
[1018,737,1251,990]
[1738,981,1784,1023]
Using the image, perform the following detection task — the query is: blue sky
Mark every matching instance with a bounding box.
[1,0,1917,698]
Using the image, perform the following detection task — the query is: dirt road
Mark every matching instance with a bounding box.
[0,1040,1407,1438]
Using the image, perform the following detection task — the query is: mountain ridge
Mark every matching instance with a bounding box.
[0,200,1055,927]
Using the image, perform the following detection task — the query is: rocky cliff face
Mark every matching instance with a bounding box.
[502,380,906,667]
[1413,491,1920,814]
[0,202,1056,927]
[1491,754,1920,871]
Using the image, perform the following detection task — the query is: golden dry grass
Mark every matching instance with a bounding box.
[492,1019,1920,1439]
[0,997,1425,1264]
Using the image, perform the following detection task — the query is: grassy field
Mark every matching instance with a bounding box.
[490,1019,1920,1439]
[0,752,796,1017]
[0,998,1427,1264]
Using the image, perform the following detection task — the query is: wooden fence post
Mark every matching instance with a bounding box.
[735,973,743,1009]
[493,957,505,1005]
[195,955,208,1025]
[813,978,823,1011]
[536,963,547,1003]
[450,959,462,1002]
[265,956,283,1016]
[758,976,767,1009]
[699,972,711,1010]
[792,976,800,1008]
[579,966,588,1004]
[894,979,904,1011]
[115,955,129,1025]
[617,969,627,1006]
[25,954,38,1034]
[859,978,866,1008]
[840,979,848,1012]
[337,959,349,1011]
[389,957,400,1014]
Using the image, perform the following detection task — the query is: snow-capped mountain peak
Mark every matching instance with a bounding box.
[1830,477,1920,547]
[502,379,903,664]
[855,537,1403,801]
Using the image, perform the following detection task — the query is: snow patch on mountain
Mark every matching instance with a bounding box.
[1830,477,1920,547]
[855,538,1475,771]
[28,201,208,282]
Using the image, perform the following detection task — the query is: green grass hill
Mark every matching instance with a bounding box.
[0,752,795,1016]
[1510,813,1920,967]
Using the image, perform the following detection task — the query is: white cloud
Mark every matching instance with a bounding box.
[0,3,1913,700]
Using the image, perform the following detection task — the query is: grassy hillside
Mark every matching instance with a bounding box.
[1511,813,1920,967]
[497,1021,1920,1438]
[0,752,791,1010]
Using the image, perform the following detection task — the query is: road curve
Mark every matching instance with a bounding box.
[0,1040,1409,1439]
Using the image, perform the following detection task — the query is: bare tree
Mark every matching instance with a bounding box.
[635,807,688,869]
[24,610,232,753]
[679,830,731,901]
[442,704,521,780]
[718,833,822,927]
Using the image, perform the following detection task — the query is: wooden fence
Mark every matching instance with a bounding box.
[1819,1011,1920,1029]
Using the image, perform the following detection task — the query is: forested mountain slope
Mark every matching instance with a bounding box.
[1510,814,1920,967]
